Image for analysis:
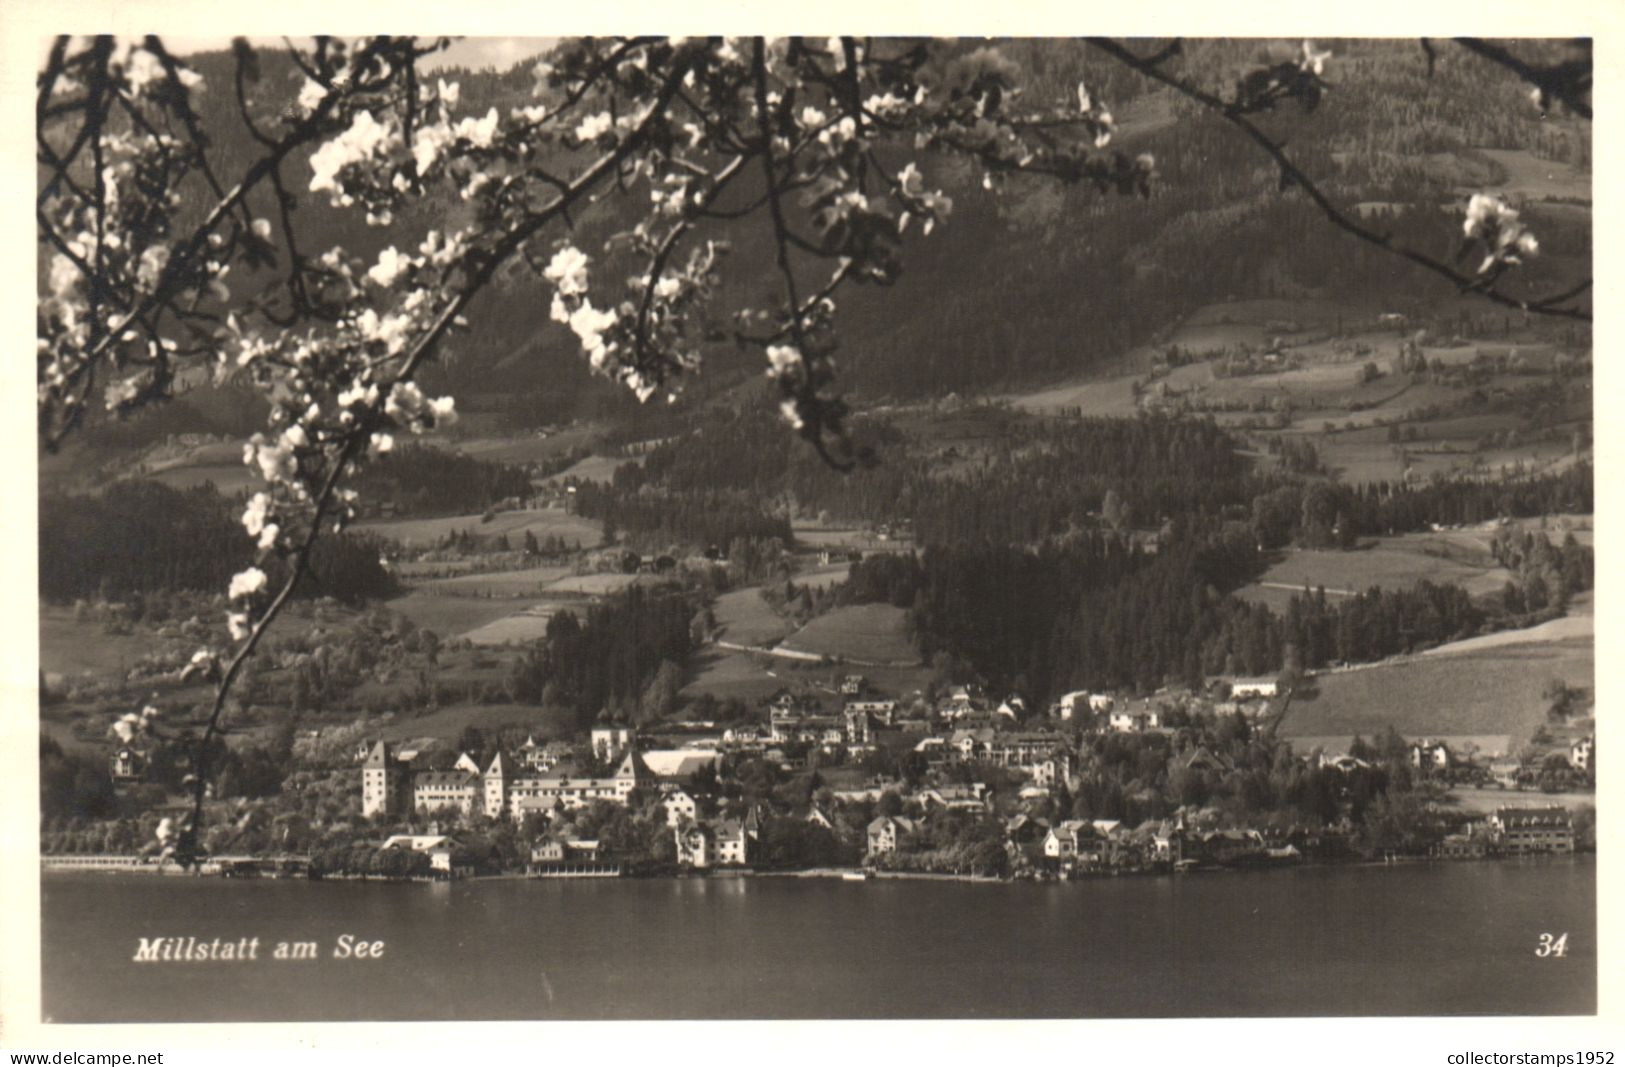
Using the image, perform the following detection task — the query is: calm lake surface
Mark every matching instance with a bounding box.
[41,858,1594,1021]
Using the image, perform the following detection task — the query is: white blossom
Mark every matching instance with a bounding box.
[228,567,268,600]
[575,111,613,142]
[123,49,166,94]
[568,300,618,353]
[827,37,846,70]
[241,493,272,537]
[227,611,251,642]
[413,121,454,174]
[766,344,803,379]
[385,380,425,421]
[1299,41,1332,76]
[297,78,327,115]
[49,254,82,298]
[367,246,408,287]
[427,396,458,425]
[545,246,591,296]
[453,107,500,148]
[309,111,398,201]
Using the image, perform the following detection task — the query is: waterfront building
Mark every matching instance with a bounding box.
[1487,807,1575,854]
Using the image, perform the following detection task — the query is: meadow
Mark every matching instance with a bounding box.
[1235,535,1515,612]
[710,587,796,648]
[778,604,921,666]
[375,702,574,744]
[354,507,602,550]
[1278,635,1592,755]
[415,565,575,598]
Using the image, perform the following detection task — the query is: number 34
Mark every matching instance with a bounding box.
[1536,932,1569,957]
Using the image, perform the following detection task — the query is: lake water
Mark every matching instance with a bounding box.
[41,857,1594,1022]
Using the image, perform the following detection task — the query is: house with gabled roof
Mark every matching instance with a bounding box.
[1570,736,1593,773]
[1184,747,1231,773]
[923,784,987,812]
[866,815,915,857]
[715,820,750,865]
[1043,820,1092,859]
[675,822,714,868]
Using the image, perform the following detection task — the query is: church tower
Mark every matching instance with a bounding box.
[484,751,508,819]
[362,741,401,818]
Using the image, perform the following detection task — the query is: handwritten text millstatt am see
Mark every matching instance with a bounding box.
[132,935,385,962]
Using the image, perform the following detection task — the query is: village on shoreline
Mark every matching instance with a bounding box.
[46,673,1594,884]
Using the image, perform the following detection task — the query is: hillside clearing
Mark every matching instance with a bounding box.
[376,703,574,743]
[711,587,796,647]
[416,565,575,597]
[1235,539,1514,611]
[355,507,601,550]
[779,604,921,665]
[1279,638,1592,752]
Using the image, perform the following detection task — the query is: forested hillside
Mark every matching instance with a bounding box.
[62,37,1589,452]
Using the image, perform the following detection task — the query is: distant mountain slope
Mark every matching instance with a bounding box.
[55,38,1589,451]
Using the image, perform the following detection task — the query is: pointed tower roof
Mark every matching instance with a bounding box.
[613,750,651,781]
[486,751,507,776]
[363,741,390,769]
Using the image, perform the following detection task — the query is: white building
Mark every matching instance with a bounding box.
[663,789,698,827]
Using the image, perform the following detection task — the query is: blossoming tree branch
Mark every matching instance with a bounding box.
[35,35,1590,861]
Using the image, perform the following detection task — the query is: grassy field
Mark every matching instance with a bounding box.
[461,607,560,646]
[792,525,910,552]
[355,507,602,550]
[779,604,920,665]
[543,453,640,484]
[1442,786,1595,815]
[141,464,258,495]
[385,592,542,636]
[1476,148,1591,202]
[1235,537,1514,610]
[417,565,575,598]
[39,609,193,678]
[377,703,574,743]
[1007,373,1139,417]
[679,644,935,707]
[680,647,789,705]
[1279,636,1592,751]
[793,564,854,591]
[448,426,599,464]
[542,572,655,595]
[711,587,795,647]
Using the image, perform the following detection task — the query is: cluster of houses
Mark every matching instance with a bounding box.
[1404,733,1596,787]
[353,674,1590,877]
[360,727,719,824]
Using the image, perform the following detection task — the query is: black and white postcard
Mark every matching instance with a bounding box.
[4,7,1616,1059]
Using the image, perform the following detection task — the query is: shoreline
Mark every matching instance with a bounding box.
[40,851,1592,885]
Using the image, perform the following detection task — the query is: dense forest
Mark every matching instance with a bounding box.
[348,445,533,518]
[38,481,396,605]
[508,586,697,729]
[837,461,1594,699]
